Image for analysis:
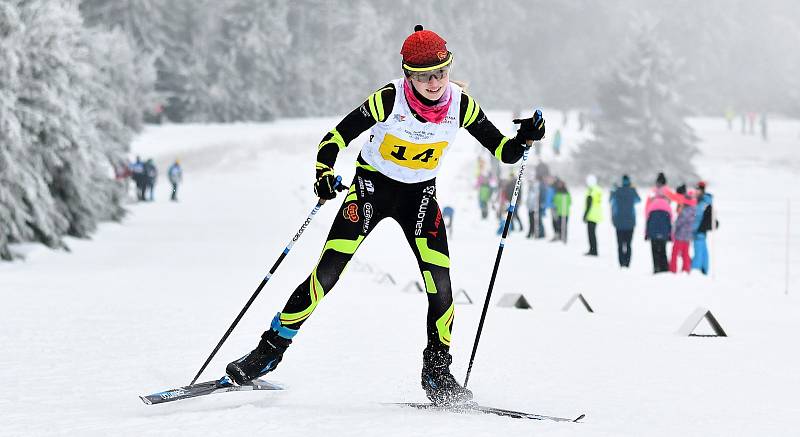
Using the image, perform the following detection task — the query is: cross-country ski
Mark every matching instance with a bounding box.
[387,402,585,422]
[140,377,283,405]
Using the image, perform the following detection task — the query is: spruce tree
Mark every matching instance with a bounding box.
[0,0,152,260]
[80,0,195,121]
[572,16,698,187]
[281,0,392,117]
[186,0,290,122]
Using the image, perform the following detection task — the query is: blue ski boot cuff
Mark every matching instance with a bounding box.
[270,312,298,340]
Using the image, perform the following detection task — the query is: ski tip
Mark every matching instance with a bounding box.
[140,395,153,405]
[573,414,585,423]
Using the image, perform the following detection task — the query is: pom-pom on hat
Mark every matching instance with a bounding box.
[400,24,453,71]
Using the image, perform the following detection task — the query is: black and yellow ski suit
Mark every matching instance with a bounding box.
[274,82,528,354]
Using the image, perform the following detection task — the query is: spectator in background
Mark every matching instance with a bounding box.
[130,156,146,201]
[724,108,735,131]
[610,174,640,268]
[534,159,550,181]
[144,158,157,201]
[552,129,562,156]
[645,172,672,274]
[497,170,523,234]
[692,181,715,275]
[115,160,133,200]
[526,176,541,239]
[583,174,602,256]
[552,178,571,243]
[477,172,492,219]
[760,112,768,142]
[543,175,556,237]
[442,206,455,236]
[168,159,183,202]
[669,184,695,273]
[530,175,551,239]
[115,160,131,182]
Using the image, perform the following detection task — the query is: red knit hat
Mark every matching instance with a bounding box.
[400,25,453,71]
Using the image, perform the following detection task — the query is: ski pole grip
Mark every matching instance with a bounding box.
[526,109,543,147]
[334,175,346,191]
[319,176,345,206]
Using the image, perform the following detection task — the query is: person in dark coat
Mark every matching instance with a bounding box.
[144,158,157,201]
[644,172,672,273]
[525,177,541,238]
[552,178,571,243]
[497,173,523,234]
[130,156,146,201]
[610,174,640,268]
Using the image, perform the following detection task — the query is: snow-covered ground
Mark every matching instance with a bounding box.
[2,112,800,436]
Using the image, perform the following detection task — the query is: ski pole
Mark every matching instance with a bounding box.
[190,176,345,385]
[465,110,541,388]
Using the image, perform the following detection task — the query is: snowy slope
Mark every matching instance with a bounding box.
[2,113,799,436]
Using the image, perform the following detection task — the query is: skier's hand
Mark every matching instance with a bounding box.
[314,167,338,200]
[513,109,545,143]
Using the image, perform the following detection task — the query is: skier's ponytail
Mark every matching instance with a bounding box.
[451,79,469,93]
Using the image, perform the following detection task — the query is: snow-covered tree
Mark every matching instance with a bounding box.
[81,0,293,122]
[183,0,290,122]
[0,0,153,260]
[572,15,698,187]
[278,0,393,117]
[80,0,195,120]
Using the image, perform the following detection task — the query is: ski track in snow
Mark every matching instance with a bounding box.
[2,112,800,436]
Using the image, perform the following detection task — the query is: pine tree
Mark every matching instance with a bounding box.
[572,15,698,187]
[281,0,392,117]
[0,0,152,260]
[80,0,195,121]
[185,0,290,122]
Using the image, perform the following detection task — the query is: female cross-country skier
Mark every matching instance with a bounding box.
[226,25,545,406]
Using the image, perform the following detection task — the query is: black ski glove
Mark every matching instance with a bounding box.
[314,166,338,200]
[513,110,546,143]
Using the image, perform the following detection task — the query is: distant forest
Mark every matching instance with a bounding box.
[1,0,798,259]
[79,0,800,122]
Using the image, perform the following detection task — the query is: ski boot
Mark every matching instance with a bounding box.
[421,347,473,406]
[226,316,293,385]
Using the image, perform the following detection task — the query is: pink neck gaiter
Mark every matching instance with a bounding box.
[403,79,452,124]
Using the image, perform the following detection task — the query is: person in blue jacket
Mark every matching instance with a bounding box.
[610,174,640,267]
[691,181,714,274]
[543,176,556,237]
[168,160,183,201]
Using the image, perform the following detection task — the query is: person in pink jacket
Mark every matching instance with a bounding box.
[645,173,673,273]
